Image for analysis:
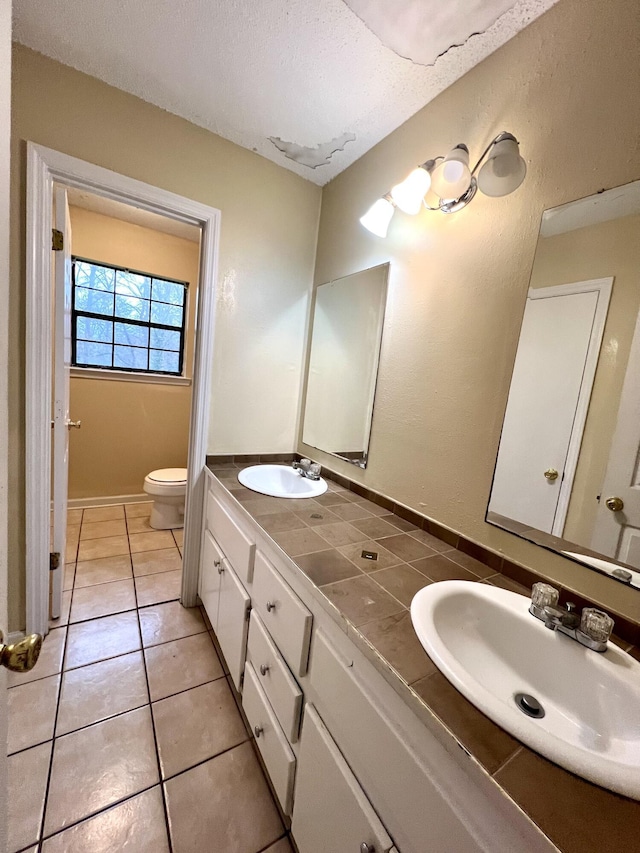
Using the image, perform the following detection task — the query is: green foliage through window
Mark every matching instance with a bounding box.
[72,258,188,376]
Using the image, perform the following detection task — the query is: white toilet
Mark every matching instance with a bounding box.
[143,468,188,529]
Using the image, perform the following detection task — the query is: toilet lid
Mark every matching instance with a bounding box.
[147,468,188,483]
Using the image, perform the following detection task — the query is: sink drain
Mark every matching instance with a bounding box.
[514,693,545,719]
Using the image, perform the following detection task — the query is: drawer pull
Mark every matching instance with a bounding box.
[360,844,375,853]
[259,664,270,676]
[266,600,277,613]
[254,725,264,738]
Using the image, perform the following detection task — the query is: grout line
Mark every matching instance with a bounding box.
[126,507,174,853]
[492,745,524,777]
[160,735,251,786]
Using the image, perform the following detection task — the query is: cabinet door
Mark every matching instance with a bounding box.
[292,705,394,853]
[199,530,224,628]
[217,561,251,691]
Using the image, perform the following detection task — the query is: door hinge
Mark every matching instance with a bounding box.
[245,604,252,622]
[51,229,64,251]
[50,552,60,571]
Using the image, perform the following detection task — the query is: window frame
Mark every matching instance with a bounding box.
[71,255,189,378]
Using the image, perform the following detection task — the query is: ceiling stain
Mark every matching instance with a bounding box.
[269,132,357,169]
[342,0,517,66]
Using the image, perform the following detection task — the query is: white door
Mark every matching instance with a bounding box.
[489,279,611,534]
[592,310,640,567]
[51,186,73,619]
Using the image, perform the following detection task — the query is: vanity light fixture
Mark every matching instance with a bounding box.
[360,131,526,236]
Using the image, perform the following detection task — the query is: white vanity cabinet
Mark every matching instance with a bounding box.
[292,704,396,853]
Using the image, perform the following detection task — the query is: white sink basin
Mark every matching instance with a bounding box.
[237,464,328,499]
[411,580,640,798]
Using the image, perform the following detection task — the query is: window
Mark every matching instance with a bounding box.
[71,258,188,376]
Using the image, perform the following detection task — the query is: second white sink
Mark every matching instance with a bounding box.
[237,464,327,499]
[411,580,640,799]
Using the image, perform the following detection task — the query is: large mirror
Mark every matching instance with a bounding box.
[488,179,640,590]
[301,263,389,467]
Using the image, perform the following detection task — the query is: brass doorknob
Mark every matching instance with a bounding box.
[0,630,43,672]
[66,419,81,430]
[544,468,559,481]
[605,497,624,512]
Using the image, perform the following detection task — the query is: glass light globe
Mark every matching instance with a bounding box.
[477,137,527,197]
[359,197,395,238]
[390,166,431,215]
[431,145,472,200]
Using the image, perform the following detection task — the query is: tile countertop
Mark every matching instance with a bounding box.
[208,462,640,853]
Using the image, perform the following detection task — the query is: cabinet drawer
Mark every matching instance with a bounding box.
[292,704,394,853]
[247,611,303,743]
[198,530,224,628]
[206,490,255,584]
[242,661,296,815]
[251,551,313,677]
[217,561,250,692]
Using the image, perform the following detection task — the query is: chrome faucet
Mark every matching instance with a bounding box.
[529,582,614,653]
[292,458,321,481]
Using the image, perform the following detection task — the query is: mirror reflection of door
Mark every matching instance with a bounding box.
[592,310,640,566]
[489,278,611,535]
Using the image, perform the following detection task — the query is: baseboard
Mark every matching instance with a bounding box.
[66,493,151,509]
[7,631,25,643]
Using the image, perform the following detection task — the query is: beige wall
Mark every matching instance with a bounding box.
[529,213,640,545]
[301,0,640,623]
[68,206,199,500]
[9,46,321,630]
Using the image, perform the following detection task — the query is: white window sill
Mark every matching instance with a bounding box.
[70,367,192,386]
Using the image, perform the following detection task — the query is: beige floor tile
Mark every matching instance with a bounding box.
[154,680,247,779]
[82,505,125,523]
[66,523,80,543]
[70,578,136,623]
[126,515,156,534]
[49,590,72,628]
[132,547,182,577]
[56,651,149,735]
[165,741,282,853]
[77,534,130,562]
[145,632,223,701]
[45,707,159,835]
[265,838,294,853]
[65,611,141,669]
[80,519,127,540]
[8,627,66,687]
[8,674,60,754]
[172,528,184,547]
[139,600,205,647]
[41,787,170,853]
[135,570,182,608]
[8,741,52,853]
[67,508,83,524]
[74,554,133,588]
[129,530,176,553]
[66,540,79,562]
[125,501,153,518]
[63,561,76,591]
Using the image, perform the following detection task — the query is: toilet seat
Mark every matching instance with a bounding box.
[146,468,188,484]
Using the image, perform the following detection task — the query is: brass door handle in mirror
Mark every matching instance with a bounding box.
[544,468,559,481]
[605,497,624,512]
[0,630,43,672]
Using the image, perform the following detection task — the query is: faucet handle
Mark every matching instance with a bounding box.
[531,582,559,611]
[299,458,311,471]
[580,608,614,644]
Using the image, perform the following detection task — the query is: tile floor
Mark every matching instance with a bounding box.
[9,502,291,853]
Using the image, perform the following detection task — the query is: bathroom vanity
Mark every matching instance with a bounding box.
[195,463,640,853]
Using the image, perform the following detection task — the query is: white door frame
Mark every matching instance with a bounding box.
[528,278,612,536]
[26,142,220,636]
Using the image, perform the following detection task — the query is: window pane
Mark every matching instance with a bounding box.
[76,340,112,367]
[151,301,183,328]
[74,261,115,292]
[116,270,151,300]
[76,316,113,344]
[115,322,149,348]
[149,349,180,374]
[150,327,181,351]
[75,287,114,316]
[115,294,150,322]
[114,345,148,370]
[152,279,185,306]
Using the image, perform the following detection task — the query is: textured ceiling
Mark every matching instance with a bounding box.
[13,0,557,186]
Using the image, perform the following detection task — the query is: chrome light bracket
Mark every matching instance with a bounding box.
[439,178,478,214]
